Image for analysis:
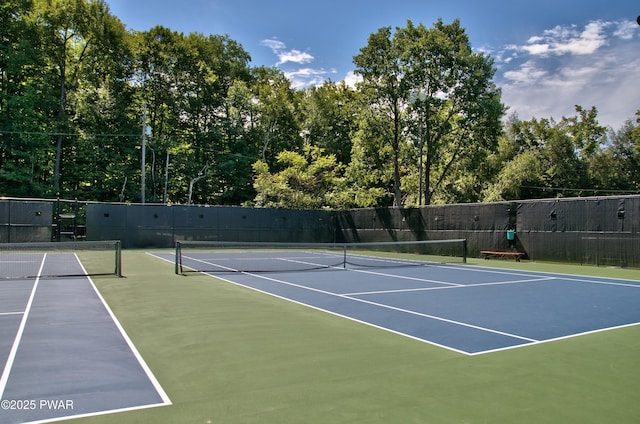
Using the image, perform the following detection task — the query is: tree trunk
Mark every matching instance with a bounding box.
[53,59,66,194]
[424,152,432,205]
[392,99,403,207]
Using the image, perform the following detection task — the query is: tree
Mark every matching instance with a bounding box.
[591,112,640,192]
[345,101,396,207]
[252,145,349,209]
[133,27,253,204]
[5,4,640,207]
[133,26,188,203]
[65,6,136,201]
[0,0,57,196]
[353,25,404,206]
[482,107,611,201]
[215,79,260,204]
[354,19,504,206]
[298,81,359,166]
[196,33,253,204]
[32,0,128,195]
[250,66,302,168]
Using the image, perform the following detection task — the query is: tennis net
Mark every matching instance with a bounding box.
[0,240,122,279]
[175,239,467,274]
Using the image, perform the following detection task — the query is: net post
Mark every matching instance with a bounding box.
[463,239,467,264]
[175,241,182,275]
[343,243,347,268]
[115,240,122,277]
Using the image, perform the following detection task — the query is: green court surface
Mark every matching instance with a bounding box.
[73,251,640,424]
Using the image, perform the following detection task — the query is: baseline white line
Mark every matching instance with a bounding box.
[437,263,557,280]
[21,401,174,424]
[0,311,24,316]
[549,275,640,289]
[446,262,640,286]
[241,272,538,343]
[0,254,46,399]
[469,321,640,356]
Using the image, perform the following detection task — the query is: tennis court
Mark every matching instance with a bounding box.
[157,241,640,355]
[2,240,640,423]
[0,243,171,424]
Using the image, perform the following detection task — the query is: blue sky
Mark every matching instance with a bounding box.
[106,0,639,130]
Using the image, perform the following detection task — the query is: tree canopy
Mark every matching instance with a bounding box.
[1,1,638,208]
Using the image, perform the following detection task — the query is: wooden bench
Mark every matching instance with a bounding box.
[480,250,525,262]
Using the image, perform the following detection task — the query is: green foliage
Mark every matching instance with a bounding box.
[1,5,638,208]
[591,113,640,191]
[298,81,359,166]
[353,19,505,206]
[482,107,638,201]
[252,145,351,209]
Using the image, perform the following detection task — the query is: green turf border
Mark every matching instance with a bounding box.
[74,250,640,424]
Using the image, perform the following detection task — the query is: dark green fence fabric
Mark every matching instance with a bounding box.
[87,204,337,248]
[2,195,637,266]
[336,196,640,267]
[0,200,52,242]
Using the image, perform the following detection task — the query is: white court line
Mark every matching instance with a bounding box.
[280,257,344,269]
[74,253,172,409]
[183,254,239,272]
[343,276,554,296]
[348,268,463,287]
[0,312,24,316]
[0,254,45,399]
[546,275,640,289]
[239,271,538,344]
[0,261,40,264]
[181,253,343,273]
[150,251,640,356]
[167,252,544,344]
[469,321,640,356]
[444,262,640,286]
[1,254,171,423]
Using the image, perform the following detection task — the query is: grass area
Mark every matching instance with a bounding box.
[74,250,640,424]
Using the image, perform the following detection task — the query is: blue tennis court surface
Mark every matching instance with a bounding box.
[0,253,170,424]
[157,250,640,355]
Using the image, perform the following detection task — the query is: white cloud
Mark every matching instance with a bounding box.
[343,70,362,88]
[260,37,330,87]
[260,37,314,65]
[516,21,609,57]
[259,39,286,51]
[521,43,551,56]
[502,61,547,84]
[495,19,640,129]
[276,49,314,66]
[284,68,329,88]
[613,20,638,40]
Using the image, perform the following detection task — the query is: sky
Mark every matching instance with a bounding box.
[106,0,640,130]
